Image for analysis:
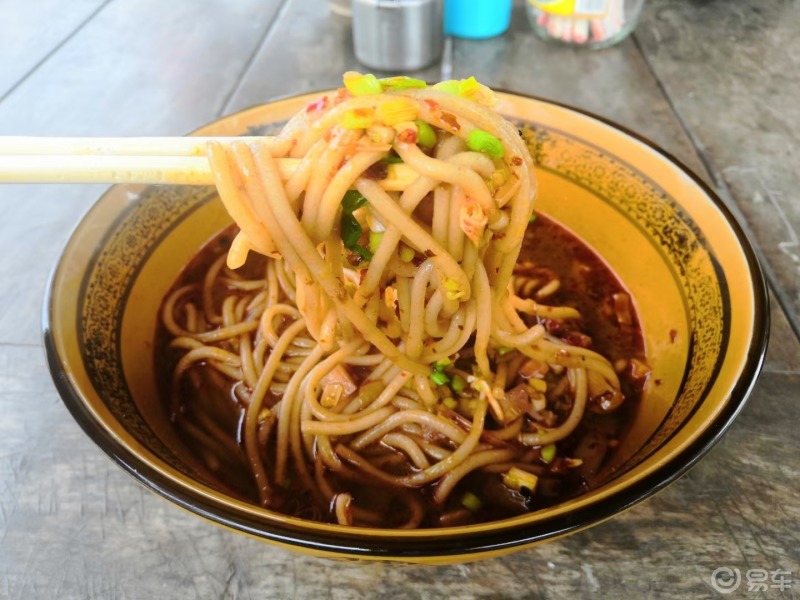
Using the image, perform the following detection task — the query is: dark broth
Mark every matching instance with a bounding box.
[156,215,645,526]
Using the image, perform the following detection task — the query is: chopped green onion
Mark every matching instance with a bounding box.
[430,371,450,386]
[529,212,538,224]
[433,357,452,372]
[380,76,427,90]
[415,120,436,148]
[461,492,483,511]
[442,397,458,409]
[432,80,461,95]
[341,214,363,249]
[528,378,547,393]
[342,190,368,213]
[458,76,480,98]
[540,444,557,464]
[467,129,504,159]
[450,374,467,396]
[368,231,383,253]
[352,245,373,261]
[399,245,416,263]
[380,152,404,164]
[443,278,465,301]
[503,468,539,493]
[343,72,383,96]
[341,191,372,261]
[377,98,418,125]
[497,346,514,356]
[340,108,375,129]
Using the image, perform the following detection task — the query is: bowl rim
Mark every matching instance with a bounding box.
[42,90,770,558]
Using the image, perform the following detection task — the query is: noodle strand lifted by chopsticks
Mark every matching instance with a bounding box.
[162,74,629,527]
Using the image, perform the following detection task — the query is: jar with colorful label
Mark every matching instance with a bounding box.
[526,0,645,49]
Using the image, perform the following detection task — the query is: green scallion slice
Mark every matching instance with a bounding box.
[540,443,557,464]
[343,72,383,96]
[433,358,452,372]
[467,129,504,159]
[415,120,437,148]
[341,214,363,249]
[430,371,450,386]
[368,231,383,253]
[461,492,483,511]
[342,190,368,213]
[380,152,404,164]
[399,245,415,263]
[450,374,467,395]
[432,80,461,95]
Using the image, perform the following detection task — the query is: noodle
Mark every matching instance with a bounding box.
[161,74,639,527]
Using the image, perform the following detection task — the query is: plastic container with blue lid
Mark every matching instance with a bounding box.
[444,0,513,39]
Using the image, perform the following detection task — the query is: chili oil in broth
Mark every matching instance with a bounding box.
[155,215,646,527]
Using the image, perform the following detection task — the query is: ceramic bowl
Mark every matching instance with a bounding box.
[43,91,768,564]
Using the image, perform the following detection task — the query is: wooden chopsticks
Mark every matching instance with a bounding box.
[0,136,414,189]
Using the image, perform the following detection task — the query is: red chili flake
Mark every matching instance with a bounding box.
[511,156,523,166]
[540,318,563,334]
[306,96,329,113]
[440,112,460,131]
[669,329,678,343]
[397,129,418,144]
[334,88,350,104]
[424,99,438,111]
[563,331,592,348]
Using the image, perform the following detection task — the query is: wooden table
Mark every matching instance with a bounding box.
[1,1,798,597]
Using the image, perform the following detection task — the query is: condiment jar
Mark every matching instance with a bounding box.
[526,0,645,49]
[352,0,444,71]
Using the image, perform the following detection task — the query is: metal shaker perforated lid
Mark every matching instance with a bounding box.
[352,0,443,72]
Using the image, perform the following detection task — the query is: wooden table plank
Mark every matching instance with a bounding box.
[0,0,109,99]
[0,0,285,136]
[635,0,800,335]
[449,3,710,184]
[0,183,106,345]
[0,0,285,345]
[765,289,800,374]
[224,0,443,112]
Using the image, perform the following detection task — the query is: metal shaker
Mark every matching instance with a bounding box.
[352,0,443,72]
